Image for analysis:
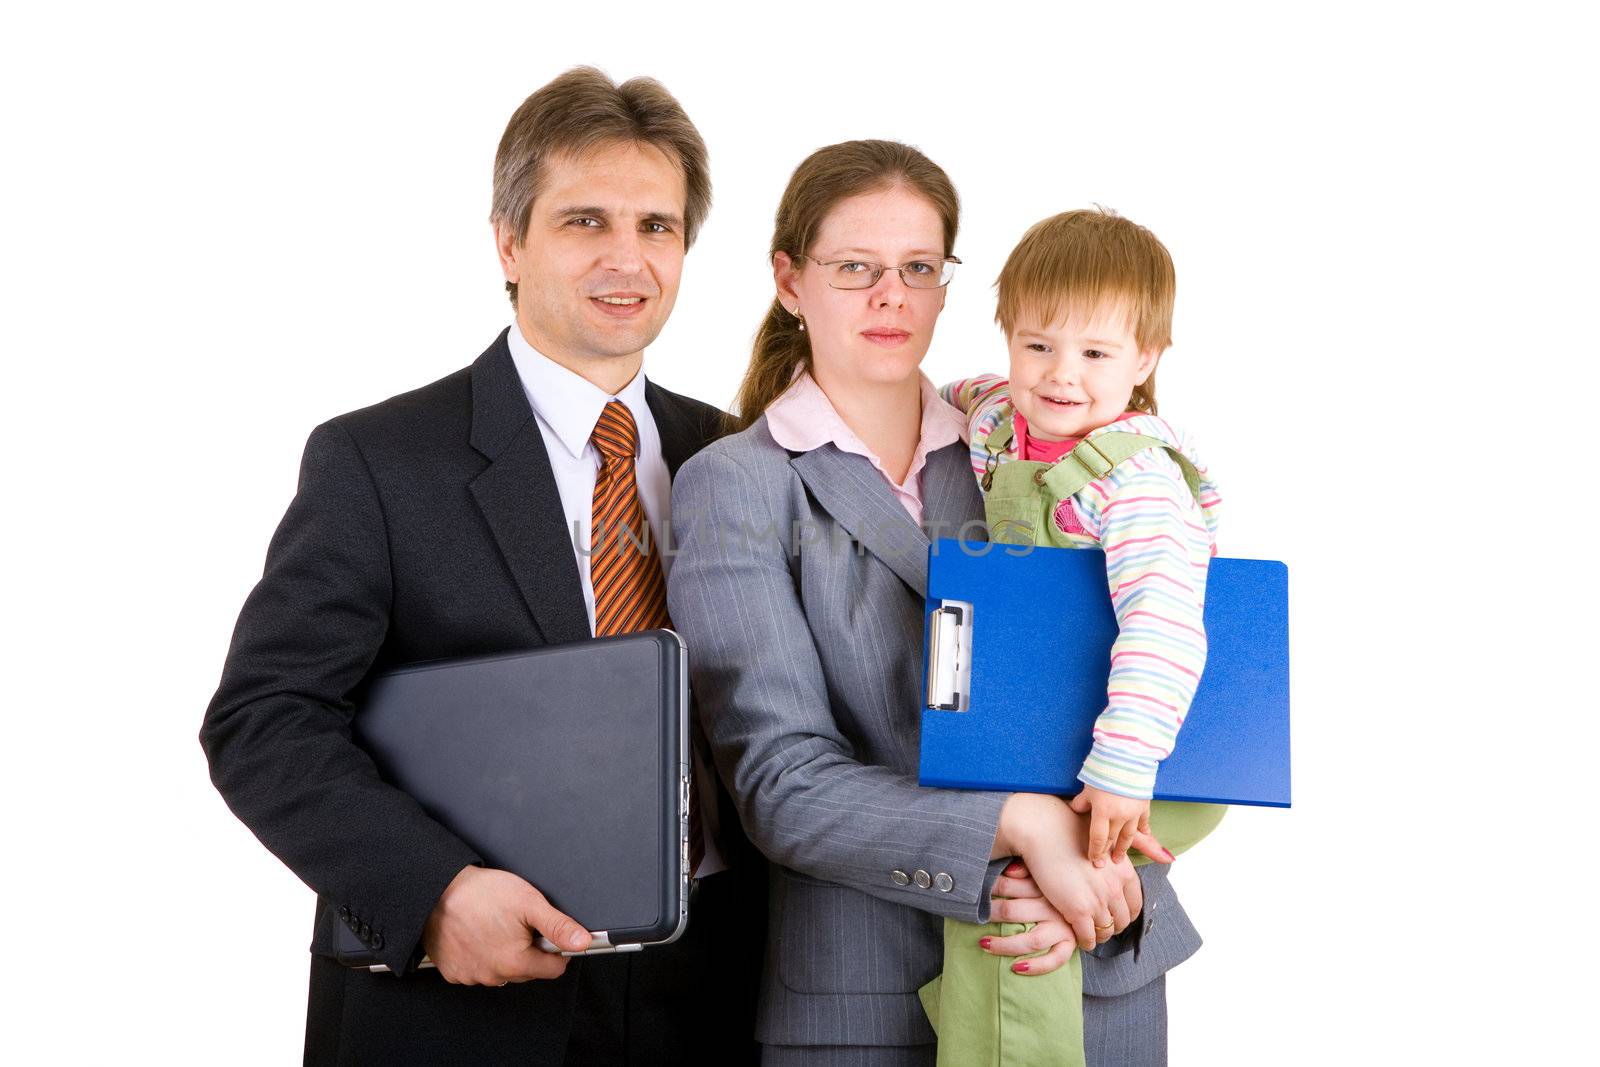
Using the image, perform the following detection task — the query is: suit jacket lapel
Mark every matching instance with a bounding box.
[644,380,703,479]
[789,444,931,597]
[465,330,591,646]
[920,441,987,549]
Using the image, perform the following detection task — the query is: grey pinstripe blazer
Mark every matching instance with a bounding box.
[666,416,1202,1049]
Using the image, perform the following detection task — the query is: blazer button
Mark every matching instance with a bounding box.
[913,870,932,889]
[358,922,372,939]
[338,905,352,921]
[891,869,910,886]
[933,872,954,892]
[370,932,385,950]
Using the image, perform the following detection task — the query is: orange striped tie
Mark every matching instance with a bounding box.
[589,400,702,872]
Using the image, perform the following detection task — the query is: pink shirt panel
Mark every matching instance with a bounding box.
[765,371,966,523]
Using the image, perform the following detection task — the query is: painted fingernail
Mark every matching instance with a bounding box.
[979,938,992,949]
[1013,961,1030,973]
[1163,848,1175,860]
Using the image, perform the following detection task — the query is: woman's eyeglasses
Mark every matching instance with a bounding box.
[793,254,961,290]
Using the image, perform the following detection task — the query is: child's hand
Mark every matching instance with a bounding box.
[1068,785,1164,867]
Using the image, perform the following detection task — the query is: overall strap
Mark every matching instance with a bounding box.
[1038,431,1205,503]
[984,420,1017,454]
[979,420,1016,491]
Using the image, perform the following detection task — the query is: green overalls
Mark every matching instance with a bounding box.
[918,419,1227,1067]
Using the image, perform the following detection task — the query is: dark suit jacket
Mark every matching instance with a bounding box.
[200,329,757,1062]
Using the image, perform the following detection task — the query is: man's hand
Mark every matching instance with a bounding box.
[421,865,590,985]
[1068,784,1170,867]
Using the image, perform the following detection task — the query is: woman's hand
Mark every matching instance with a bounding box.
[992,793,1154,966]
[1067,784,1171,867]
[981,861,1079,976]
[982,858,1144,975]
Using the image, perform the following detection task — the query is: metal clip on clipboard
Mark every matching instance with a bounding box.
[924,600,974,712]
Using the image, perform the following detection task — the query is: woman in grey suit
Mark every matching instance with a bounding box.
[666,140,1201,1064]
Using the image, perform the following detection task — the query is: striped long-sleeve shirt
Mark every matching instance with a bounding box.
[940,374,1223,800]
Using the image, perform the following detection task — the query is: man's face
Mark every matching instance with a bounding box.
[497,139,688,369]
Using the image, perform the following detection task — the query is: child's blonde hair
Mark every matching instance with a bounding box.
[995,207,1175,415]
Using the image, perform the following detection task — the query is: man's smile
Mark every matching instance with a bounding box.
[589,292,651,318]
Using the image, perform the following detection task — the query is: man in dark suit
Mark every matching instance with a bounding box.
[200,67,762,1064]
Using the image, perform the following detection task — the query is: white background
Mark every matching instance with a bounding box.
[4,2,1595,1062]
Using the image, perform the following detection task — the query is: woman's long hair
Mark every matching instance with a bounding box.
[731,140,960,430]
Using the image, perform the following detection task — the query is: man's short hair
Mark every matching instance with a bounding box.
[491,66,711,307]
[995,207,1175,354]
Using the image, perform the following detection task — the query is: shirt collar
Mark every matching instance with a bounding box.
[506,323,650,460]
[766,370,965,469]
[1013,408,1144,463]
[916,374,968,453]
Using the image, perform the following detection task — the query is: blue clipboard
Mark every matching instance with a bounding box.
[919,539,1291,807]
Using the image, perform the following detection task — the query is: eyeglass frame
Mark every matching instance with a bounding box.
[790,253,962,290]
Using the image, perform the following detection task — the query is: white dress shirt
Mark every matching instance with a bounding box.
[506,324,725,877]
[506,324,674,632]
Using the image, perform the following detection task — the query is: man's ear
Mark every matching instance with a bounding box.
[772,251,801,310]
[494,220,522,284]
[1134,348,1162,385]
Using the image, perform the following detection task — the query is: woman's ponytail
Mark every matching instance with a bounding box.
[733,299,811,431]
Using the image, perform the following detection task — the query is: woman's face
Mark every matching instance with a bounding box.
[774,185,949,390]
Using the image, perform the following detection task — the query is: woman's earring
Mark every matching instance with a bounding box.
[794,307,806,332]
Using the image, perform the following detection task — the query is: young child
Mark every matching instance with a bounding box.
[918,208,1227,1065]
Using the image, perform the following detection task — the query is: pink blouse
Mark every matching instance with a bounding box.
[765,371,966,523]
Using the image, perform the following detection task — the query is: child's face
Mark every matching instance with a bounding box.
[1007,301,1159,441]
